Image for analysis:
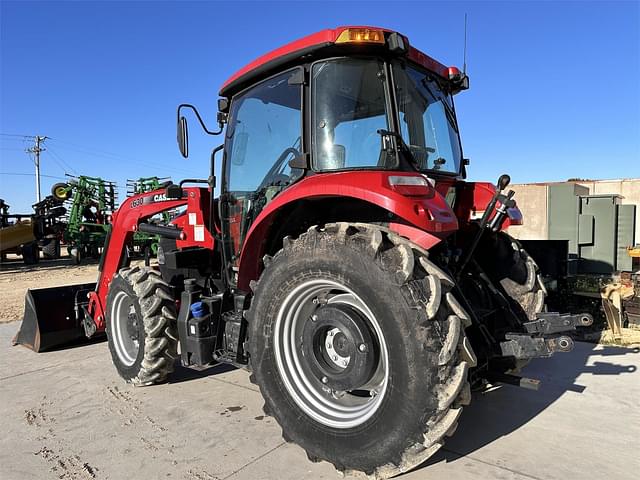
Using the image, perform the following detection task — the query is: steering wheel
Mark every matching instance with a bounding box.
[257,147,301,191]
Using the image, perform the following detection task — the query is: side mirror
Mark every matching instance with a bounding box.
[177,116,189,158]
[217,98,229,113]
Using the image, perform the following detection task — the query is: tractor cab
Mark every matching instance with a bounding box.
[178,26,469,275]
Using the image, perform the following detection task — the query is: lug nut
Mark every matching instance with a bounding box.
[342,360,348,366]
[358,343,367,352]
[333,355,338,361]
[321,376,328,384]
[311,314,318,322]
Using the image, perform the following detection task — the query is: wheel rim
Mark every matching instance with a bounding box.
[273,278,389,429]
[111,291,141,367]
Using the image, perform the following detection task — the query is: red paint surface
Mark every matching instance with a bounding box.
[387,222,443,251]
[236,171,458,291]
[174,189,215,250]
[220,26,451,95]
[88,187,213,332]
[455,181,523,229]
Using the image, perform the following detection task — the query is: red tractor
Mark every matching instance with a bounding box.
[15,26,592,478]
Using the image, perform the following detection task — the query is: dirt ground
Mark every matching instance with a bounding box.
[0,255,99,322]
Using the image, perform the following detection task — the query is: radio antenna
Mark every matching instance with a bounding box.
[463,13,468,74]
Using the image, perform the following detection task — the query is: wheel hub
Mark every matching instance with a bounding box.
[301,304,378,392]
[111,292,141,367]
[126,310,139,342]
[273,278,389,429]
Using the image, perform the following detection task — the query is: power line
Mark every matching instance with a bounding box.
[0,171,127,189]
[0,133,34,138]
[45,150,69,175]
[51,138,195,176]
[5,134,197,178]
[0,172,67,180]
[46,145,78,175]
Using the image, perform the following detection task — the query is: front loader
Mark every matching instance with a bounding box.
[15,26,593,478]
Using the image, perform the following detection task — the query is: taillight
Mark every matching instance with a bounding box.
[387,175,435,197]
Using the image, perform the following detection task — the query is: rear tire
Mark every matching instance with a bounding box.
[41,238,60,259]
[22,241,39,265]
[105,266,178,386]
[248,223,475,477]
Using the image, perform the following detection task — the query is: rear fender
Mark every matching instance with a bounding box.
[237,171,458,291]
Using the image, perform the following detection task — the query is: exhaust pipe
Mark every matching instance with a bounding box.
[13,283,96,352]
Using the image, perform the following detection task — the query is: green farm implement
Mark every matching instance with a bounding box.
[127,176,174,264]
[51,175,118,264]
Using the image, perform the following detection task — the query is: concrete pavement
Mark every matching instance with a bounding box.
[1,322,638,480]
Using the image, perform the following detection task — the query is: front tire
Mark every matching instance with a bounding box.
[105,266,178,386]
[248,223,475,477]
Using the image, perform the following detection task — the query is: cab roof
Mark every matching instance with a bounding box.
[219,26,451,98]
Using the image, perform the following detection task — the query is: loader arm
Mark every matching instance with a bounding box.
[15,185,214,352]
[86,188,192,333]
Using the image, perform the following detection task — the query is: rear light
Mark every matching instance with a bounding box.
[336,28,385,45]
[448,66,469,92]
[388,175,435,197]
[448,66,461,80]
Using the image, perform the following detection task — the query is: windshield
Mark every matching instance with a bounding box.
[312,58,394,171]
[393,62,462,174]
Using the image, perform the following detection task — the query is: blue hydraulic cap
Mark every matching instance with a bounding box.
[190,301,207,318]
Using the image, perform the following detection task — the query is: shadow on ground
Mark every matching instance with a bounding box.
[418,342,639,472]
[169,362,237,384]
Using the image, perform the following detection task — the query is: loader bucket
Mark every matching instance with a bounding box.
[13,283,96,352]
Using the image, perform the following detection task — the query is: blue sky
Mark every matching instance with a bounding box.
[1,0,638,212]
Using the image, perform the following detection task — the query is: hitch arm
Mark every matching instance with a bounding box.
[500,334,574,359]
[522,312,593,335]
[499,312,593,360]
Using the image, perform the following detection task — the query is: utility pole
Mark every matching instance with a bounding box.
[26,135,48,202]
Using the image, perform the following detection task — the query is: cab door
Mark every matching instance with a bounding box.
[220,69,303,280]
